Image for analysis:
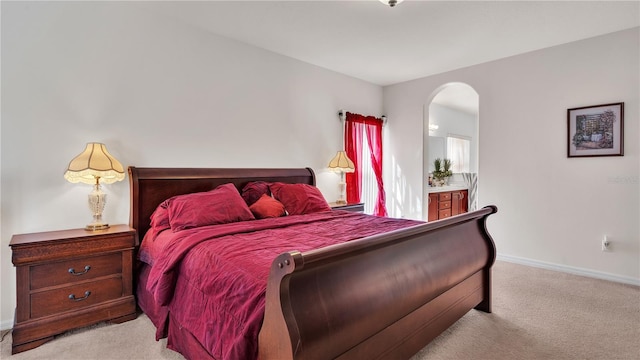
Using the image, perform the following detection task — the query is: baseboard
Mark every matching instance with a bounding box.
[1,319,13,331]
[497,254,640,286]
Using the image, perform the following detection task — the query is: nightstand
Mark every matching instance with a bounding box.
[329,202,365,213]
[9,225,137,354]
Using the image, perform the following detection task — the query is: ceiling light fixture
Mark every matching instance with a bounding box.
[379,0,404,7]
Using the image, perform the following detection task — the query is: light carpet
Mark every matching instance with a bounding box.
[2,261,639,359]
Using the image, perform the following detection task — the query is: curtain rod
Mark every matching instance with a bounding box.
[338,110,387,124]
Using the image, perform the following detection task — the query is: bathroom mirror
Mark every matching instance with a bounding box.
[427,136,445,172]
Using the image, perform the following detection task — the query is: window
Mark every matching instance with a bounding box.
[447,135,471,173]
[344,112,387,216]
[361,134,378,214]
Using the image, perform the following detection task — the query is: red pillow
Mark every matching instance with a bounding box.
[249,194,286,219]
[150,206,170,229]
[166,183,255,231]
[270,182,331,215]
[241,181,271,206]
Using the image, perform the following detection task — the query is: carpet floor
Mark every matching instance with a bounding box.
[2,261,639,359]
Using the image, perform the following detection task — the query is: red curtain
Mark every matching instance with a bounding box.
[345,116,363,205]
[345,112,387,216]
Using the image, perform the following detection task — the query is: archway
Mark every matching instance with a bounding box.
[423,83,479,221]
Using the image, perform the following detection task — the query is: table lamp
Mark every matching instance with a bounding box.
[64,143,125,231]
[328,150,355,205]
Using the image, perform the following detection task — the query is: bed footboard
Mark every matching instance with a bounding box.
[258,205,497,360]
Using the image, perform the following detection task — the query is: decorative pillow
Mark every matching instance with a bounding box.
[166,183,255,231]
[270,182,331,215]
[241,181,271,206]
[249,194,287,219]
[149,205,170,229]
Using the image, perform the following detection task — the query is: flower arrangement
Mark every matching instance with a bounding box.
[432,158,453,186]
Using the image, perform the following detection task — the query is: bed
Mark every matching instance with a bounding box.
[129,166,497,360]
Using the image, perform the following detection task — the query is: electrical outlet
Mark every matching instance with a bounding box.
[602,235,611,251]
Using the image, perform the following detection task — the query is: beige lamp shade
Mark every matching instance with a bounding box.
[328,151,355,173]
[64,143,125,185]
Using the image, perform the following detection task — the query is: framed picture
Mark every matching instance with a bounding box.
[568,102,624,157]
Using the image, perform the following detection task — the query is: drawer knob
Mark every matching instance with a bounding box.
[68,265,91,275]
[68,291,91,302]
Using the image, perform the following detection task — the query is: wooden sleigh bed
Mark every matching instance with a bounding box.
[129,166,497,360]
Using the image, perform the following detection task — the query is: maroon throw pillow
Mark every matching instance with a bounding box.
[149,206,170,229]
[166,183,255,231]
[270,182,331,215]
[249,194,287,219]
[241,181,271,206]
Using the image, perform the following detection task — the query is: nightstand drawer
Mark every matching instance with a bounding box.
[30,253,122,290]
[438,192,452,201]
[31,277,123,319]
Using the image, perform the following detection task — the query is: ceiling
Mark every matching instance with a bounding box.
[146,1,639,112]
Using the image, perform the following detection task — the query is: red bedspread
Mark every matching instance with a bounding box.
[142,211,422,359]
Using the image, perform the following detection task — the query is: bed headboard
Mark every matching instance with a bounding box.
[128,167,316,242]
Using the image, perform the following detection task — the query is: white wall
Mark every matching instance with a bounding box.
[384,28,640,284]
[0,2,382,328]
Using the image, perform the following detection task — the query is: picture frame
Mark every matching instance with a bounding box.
[567,102,624,157]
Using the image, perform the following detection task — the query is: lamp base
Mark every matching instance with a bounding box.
[334,199,347,205]
[86,183,109,231]
[85,223,110,231]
